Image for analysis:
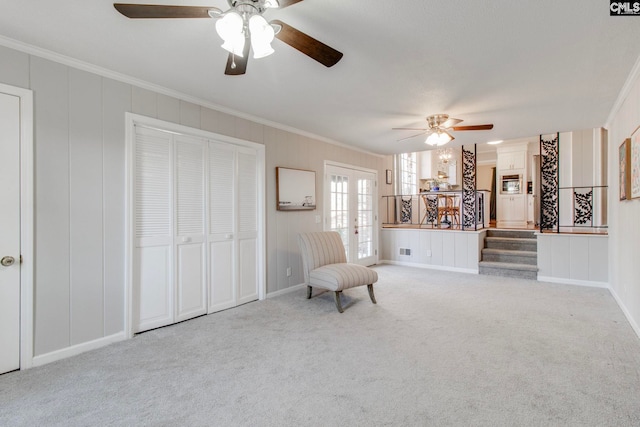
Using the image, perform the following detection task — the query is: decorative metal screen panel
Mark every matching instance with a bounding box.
[401,197,412,223]
[421,195,438,225]
[574,189,593,226]
[540,133,559,231]
[461,145,476,229]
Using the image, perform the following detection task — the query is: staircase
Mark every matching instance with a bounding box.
[479,229,538,280]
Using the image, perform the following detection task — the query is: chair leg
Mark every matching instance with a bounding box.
[334,291,344,313]
[367,284,377,304]
[307,286,312,299]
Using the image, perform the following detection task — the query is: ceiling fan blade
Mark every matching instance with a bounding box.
[392,127,429,131]
[441,118,463,128]
[277,0,304,8]
[224,41,251,76]
[397,131,428,142]
[451,124,494,131]
[271,20,343,67]
[113,3,220,19]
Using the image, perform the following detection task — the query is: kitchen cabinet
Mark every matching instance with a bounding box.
[419,150,436,179]
[527,194,535,224]
[497,194,527,228]
[497,150,526,171]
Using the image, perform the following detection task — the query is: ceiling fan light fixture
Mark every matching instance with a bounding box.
[220,35,246,56]
[264,0,280,8]
[249,14,275,58]
[425,130,453,146]
[216,11,243,41]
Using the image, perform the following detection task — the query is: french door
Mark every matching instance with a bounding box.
[325,164,378,266]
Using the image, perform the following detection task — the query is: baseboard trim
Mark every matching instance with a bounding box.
[266,283,306,298]
[608,286,640,340]
[537,276,609,289]
[379,260,478,274]
[31,332,126,368]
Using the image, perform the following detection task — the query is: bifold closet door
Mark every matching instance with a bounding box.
[208,142,259,312]
[133,127,174,333]
[174,136,207,322]
[208,142,235,312]
[236,148,259,305]
[133,127,206,333]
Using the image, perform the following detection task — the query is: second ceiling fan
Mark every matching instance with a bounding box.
[393,114,494,146]
[114,0,343,75]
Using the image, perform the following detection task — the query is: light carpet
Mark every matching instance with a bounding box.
[1,265,640,426]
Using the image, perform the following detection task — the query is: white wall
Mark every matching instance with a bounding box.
[0,43,388,359]
[476,164,494,191]
[607,57,640,337]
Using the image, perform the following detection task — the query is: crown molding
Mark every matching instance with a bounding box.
[0,35,385,159]
[606,52,640,128]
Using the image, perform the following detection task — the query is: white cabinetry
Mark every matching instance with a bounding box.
[419,150,435,179]
[498,195,526,224]
[132,124,261,334]
[496,143,529,228]
[497,151,526,171]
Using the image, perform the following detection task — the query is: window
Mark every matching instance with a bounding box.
[397,152,417,195]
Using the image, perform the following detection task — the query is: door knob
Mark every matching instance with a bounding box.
[1,256,15,267]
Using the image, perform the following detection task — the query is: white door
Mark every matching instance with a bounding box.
[0,92,21,374]
[133,126,174,333]
[208,141,236,312]
[174,136,207,322]
[208,142,259,312]
[325,164,378,266]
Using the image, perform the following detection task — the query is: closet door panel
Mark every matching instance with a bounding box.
[135,245,172,332]
[238,238,258,303]
[208,141,236,312]
[134,127,173,332]
[176,242,206,321]
[209,240,235,311]
[174,137,206,321]
[237,149,259,304]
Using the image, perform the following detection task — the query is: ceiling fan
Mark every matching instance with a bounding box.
[393,114,494,146]
[113,0,343,75]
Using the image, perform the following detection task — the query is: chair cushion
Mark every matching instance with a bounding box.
[309,263,378,292]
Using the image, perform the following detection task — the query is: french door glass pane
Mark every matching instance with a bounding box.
[330,174,349,253]
[357,178,373,259]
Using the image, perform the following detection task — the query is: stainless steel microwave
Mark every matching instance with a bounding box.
[501,174,522,194]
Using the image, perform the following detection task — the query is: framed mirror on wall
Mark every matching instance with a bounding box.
[276,167,316,210]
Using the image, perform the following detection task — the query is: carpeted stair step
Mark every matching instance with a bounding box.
[487,229,536,239]
[485,236,537,251]
[481,248,537,265]
[478,261,538,280]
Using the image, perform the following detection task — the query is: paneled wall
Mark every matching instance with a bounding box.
[607,59,640,337]
[0,43,388,358]
[537,234,608,286]
[380,228,484,273]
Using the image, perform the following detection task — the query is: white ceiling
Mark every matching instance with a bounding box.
[1,0,639,155]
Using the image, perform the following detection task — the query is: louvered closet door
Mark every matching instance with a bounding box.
[236,147,259,304]
[174,136,207,322]
[207,142,259,312]
[134,126,174,332]
[208,141,236,312]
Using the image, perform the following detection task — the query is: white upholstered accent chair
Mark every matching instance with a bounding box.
[298,231,378,313]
